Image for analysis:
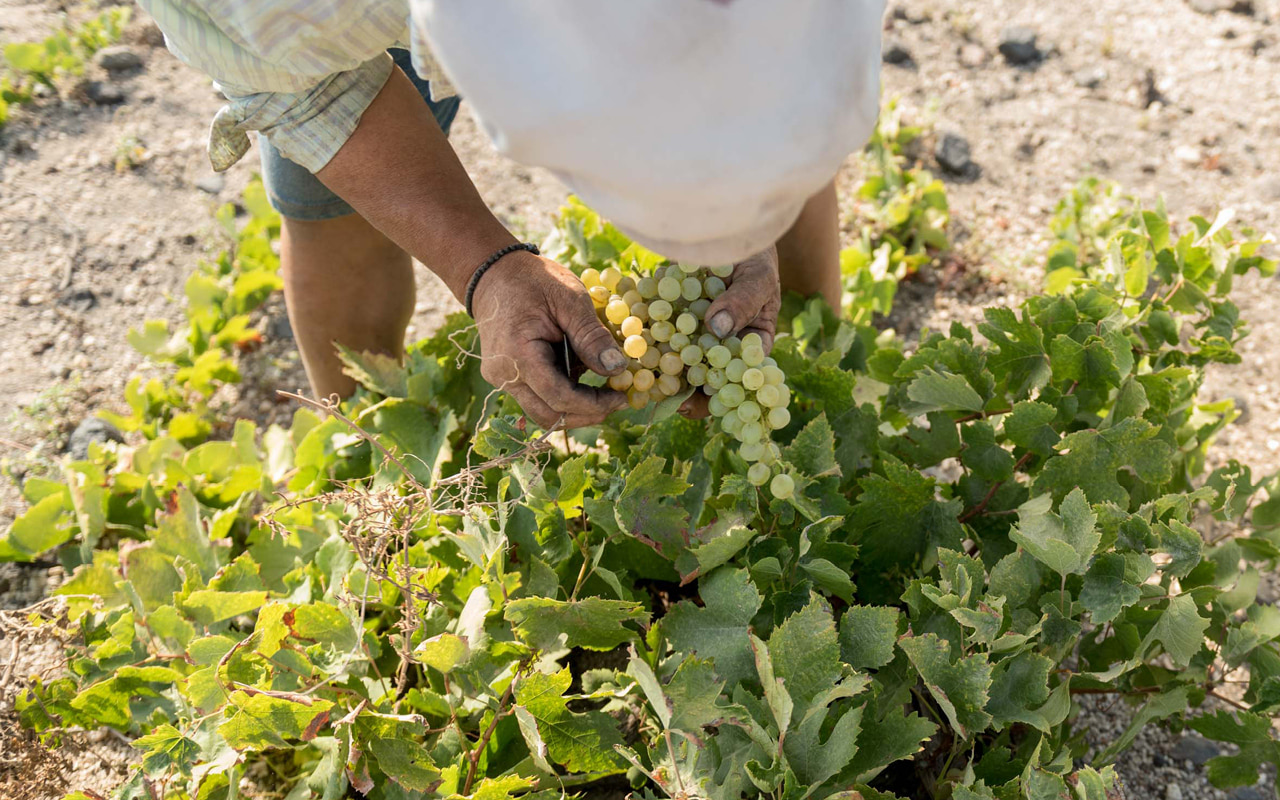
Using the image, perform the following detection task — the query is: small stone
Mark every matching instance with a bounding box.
[935,132,974,175]
[883,41,914,66]
[1171,734,1222,766]
[94,45,143,73]
[1190,0,1255,12]
[67,418,125,461]
[1153,753,1169,767]
[195,173,226,194]
[1165,785,1183,800]
[998,26,1042,65]
[1228,786,1270,800]
[1073,66,1108,88]
[1252,37,1269,55]
[958,43,988,67]
[59,288,97,313]
[1175,145,1203,165]
[266,313,293,342]
[83,81,125,105]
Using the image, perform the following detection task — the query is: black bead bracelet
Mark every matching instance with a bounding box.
[463,242,540,318]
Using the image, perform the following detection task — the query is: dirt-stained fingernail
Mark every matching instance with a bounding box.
[709,310,734,338]
[600,348,626,372]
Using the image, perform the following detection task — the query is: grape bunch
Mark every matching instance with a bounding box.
[581,262,796,500]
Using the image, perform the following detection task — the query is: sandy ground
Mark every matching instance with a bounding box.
[1,0,1278,798]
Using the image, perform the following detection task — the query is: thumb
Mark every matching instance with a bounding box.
[705,264,772,340]
[560,294,628,376]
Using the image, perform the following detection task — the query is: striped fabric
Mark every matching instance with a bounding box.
[137,0,455,173]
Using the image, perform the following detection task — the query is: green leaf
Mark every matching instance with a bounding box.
[287,602,358,651]
[1189,710,1280,789]
[960,421,1015,482]
[1035,418,1174,507]
[844,696,936,780]
[1145,594,1210,668]
[1,493,75,560]
[416,633,470,673]
[366,736,442,792]
[1096,688,1191,763]
[899,633,993,739]
[985,652,1053,732]
[664,568,763,686]
[182,589,268,626]
[1009,489,1099,577]
[616,455,690,556]
[132,723,200,777]
[504,597,647,651]
[904,368,984,414]
[1080,553,1147,624]
[784,413,841,479]
[838,605,899,670]
[1003,401,1060,457]
[512,668,626,772]
[768,596,851,715]
[337,346,408,397]
[218,693,332,750]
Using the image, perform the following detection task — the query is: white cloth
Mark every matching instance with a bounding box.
[413,0,885,264]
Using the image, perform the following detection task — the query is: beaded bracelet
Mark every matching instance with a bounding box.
[463,242,541,318]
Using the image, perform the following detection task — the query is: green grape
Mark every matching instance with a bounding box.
[736,400,760,422]
[640,347,661,369]
[637,276,659,299]
[676,313,698,335]
[708,393,728,417]
[741,345,765,367]
[687,364,708,386]
[659,352,684,375]
[623,335,648,359]
[703,276,726,298]
[630,301,650,321]
[739,440,765,462]
[681,277,702,301]
[698,333,719,352]
[721,413,744,437]
[589,285,611,306]
[600,267,622,291]
[719,383,745,408]
[739,421,763,444]
[767,407,791,429]
[725,358,747,383]
[711,264,735,278]
[658,276,682,302]
[621,316,644,338]
[741,332,763,350]
[628,388,650,409]
[680,345,703,366]
[657,373,682,396]
[724,336,743,356]
[651,321,674,342]
[770,473,795,500]
[755,383,781,408]
[690,299,711,319]
[622,289,644,308]
[616,276,637,295]
[632,368,656,391]
[648,299,673,322]
[706,368,727,391]
[776,385,791,407]
[707,345,732,369]
[669,332,691,351]
[678,262,702,274]
[741,368,764,391]
[581,268,603,288]
[747,462,771,486]
[609,370,634,391]
[606,298,630,325]
[762,365,785,386]
[760,443,780,465]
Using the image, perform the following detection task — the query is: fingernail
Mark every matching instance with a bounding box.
[709,311,734,338]
[600,348,626,372]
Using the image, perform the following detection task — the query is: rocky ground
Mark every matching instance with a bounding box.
[1,0,1279,798]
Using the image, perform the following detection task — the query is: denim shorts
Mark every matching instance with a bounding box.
[259,48,462,221]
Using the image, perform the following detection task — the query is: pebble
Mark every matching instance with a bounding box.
[195,173,226,194]
[1175,145,1203,166]
[998,26,1043,65]
[1189,0,1256,14]
[1165,785,1183,800]
[60,287,97,313]
[266,313,293,342]
[67,418,125,460]
[83,81,125,106]
[1171,734,1222,766]
[883,41,914,66]
[94,45,143,73]
[1228,786,1271,800]
[1073,66,1108,88]
[935,132,975,175]
[958,43,988,67]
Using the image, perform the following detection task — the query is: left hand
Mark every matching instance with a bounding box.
[681,246,782,418]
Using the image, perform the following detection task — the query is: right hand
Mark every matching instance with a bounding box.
[470,251,629,430]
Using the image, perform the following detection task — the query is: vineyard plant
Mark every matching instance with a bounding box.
[4,144,1280,800]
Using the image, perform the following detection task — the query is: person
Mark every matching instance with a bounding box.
[138,1,885,429]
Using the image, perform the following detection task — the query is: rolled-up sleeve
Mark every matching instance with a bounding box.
[138,0,410,173]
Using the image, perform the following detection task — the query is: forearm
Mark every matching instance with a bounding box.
[315,66,515,301]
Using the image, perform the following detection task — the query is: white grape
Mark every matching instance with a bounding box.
[741,368,765,391]
[767,407,791,430]
[763,365,785,386]
[742,345,765,367]
[725,358,747,383]
[755,384,781,408]
[600,267,622,291]
[633,368,656,392]
[658,276,682,302]
[707,346,732,369]
[721,413,744,437]
[747,462,771,486]
[708,393,728,417]
[687,364,708,386]
[648,299,673,322]
[678,262,702,274]
[621,316,644,338]
[724,336,742,356]
[690,299,711,319]
[581,268,603,288]
[657,373,682,396]
[609,371,634,391]
[770,473,795,500]
[630,302,650,322]
[623,335,648,359]
[736,401,760,422]
[719,383,745,408]
[589,286,610,306]
[669,332,691,351]
[615,276,637,296]
[739,421,763,444]
[628,388,650,409]
[681,277,702,301]
[703,276,726,298]
[739,440,766,463]
[659,352,684,376]
[640,348,661,369]
[705,368,727,391]
[676,313,698,336]
[651,321,674,342]
[622,289,644,308]
[637,277,659,299]
[698,333,719,352]
[606,298,630,325]
[680,345,703,366]
[711,264,735,278]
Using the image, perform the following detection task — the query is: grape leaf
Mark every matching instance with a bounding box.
[784,414,841,479]
[899,633,993,739]
[1003,401,1060,457]
[768,596,848,715]
[1009,489,1099,577]
[1189,710,1280,789]
[985,652,1053,732]
[904,368,984,414]
[132,724,200,777]
[504,597,647,652]
[664,568,763,686]
[1034,417,1174,506]
[218,693,333,750]
[1145,594,1210,667]
[1079,553,1148,624]
[616,455,690,556]
[977,306,1051,396]
[512,668,626,772]
[838,605,900,670]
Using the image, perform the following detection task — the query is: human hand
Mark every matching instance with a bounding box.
[470,251,629,429]
[680,246,781,418]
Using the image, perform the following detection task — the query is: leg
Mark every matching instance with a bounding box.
[280,212,416,399]
[776,179,841,310]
